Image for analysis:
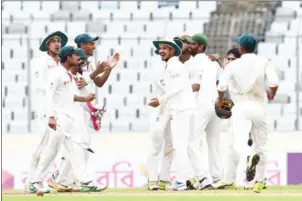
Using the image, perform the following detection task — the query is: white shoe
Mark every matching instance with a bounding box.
[243,179,254,190]
[198,177,212,190]
[29,182,50,193]
[80,181,108,192]
[147,181,159,191]
[172,181,188,191]
[24,181,31,193]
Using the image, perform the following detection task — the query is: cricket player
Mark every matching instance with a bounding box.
[209,49,269,190]
[213,34,279,193]
[172,34,212,190]
[29,46,104,193]
[24,31,68,193]
[147,50,173,191]
[174,34,201,93]
[50,34,120,191]
[52,48,118,191]
[187,33,223,184]
[149,38,198,191]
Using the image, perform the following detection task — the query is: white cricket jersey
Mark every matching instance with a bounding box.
[33,54,60,116]
[45,65,77,118]
[191,53,221,105]
[81,57,96,95]
[149,64,167,116]
[217,53,279,104]
[158,56,196,111]
[69,72,87,116]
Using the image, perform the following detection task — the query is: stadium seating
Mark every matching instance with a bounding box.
[2,0,301,133]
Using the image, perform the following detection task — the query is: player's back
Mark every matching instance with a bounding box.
[195,55,220,104]
[227,53,277,104]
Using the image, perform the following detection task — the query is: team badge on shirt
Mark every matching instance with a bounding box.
[160,79,166,86]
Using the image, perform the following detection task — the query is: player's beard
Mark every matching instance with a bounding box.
[188,48,198,56]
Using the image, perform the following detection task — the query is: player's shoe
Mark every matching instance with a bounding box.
[147,181,159,191]
[49,181,75,192]
[28,182,50,194]
[246,153,260,182]
[186,177,212,190]
[243,179,253,190]
[79,181,107,192]
[186,178,198,190]
[197,177,212,190]
[212,178,221,184]
[263,177,267,189]
[212,181,236,190]
[158,180,171,190]
[171,181,188,191]
[253,181,264,193]
[24,181,31,193]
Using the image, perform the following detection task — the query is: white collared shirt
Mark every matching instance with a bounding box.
[191,53,221,105]
[33,54,60,116]
[218,53,279,104]
[45,65,77,118]
[184,56,200,85]
[158,56,196,111]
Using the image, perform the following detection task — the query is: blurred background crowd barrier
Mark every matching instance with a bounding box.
[2,0,302,133]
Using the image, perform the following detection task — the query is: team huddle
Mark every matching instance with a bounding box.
[23,30,279,194]
[147,33,279,193]
[24,31,120,194]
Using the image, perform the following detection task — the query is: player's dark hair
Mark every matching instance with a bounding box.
[227,48,241,58]
[60,56,67,63]
[245,46,256,53]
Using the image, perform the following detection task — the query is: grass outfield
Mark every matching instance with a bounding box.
[3,186,302,201]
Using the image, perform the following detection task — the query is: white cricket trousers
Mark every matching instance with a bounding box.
[194,102,222,181]
[224,101,268,183]
[27,115,50,183]
[33,113,89,183]
[171,109,196,183]
[55,111,91,185]
[147,109,173,182]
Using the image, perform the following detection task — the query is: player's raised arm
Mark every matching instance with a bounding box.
[93,53,120,87]
[265,60,279,100]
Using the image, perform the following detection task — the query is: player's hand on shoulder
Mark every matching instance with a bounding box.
[85,93,96,102]
[48,117,56,130]
[76,77,87,89]
[148,97,160,107]
[208,54,219,62]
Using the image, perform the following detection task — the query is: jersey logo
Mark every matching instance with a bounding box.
[172,73,180,78]
[49,82,54,89]
[160,79,166,86]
